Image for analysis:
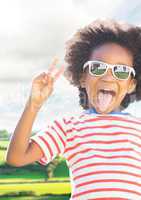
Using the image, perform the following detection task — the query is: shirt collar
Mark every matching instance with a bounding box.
[84,108,129,115]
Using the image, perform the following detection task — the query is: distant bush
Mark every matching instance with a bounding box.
[0,191,36,197]
[0,146,6,150]
[41,193,71,198]
[0,130,10,140]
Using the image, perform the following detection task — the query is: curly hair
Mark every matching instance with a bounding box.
[64,19,141,110]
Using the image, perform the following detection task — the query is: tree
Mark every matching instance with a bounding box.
[0,129,9,140]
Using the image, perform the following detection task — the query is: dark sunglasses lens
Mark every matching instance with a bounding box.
[91,63,106,75]
[114,66,129,79]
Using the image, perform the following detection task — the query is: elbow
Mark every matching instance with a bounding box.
[6,153,26,167]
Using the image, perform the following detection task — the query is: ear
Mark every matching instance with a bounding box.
[80,73,86,88]
[127,79,137,94]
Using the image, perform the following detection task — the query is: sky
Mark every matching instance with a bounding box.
[0,0,128,81]
[1,0,141,132]
[1,0,141,81]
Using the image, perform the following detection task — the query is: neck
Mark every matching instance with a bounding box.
[86,107,128,115]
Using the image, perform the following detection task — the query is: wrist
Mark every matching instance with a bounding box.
[26,98,42,113]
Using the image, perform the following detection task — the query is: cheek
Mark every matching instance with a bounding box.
[85,78,98,99]
[117,83,129,99]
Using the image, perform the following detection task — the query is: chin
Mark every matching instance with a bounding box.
[95,106,114,114]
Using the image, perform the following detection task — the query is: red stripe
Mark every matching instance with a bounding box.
[67,148,133,161]
[39,158,47,165]
[64,115,141,128]
[67,129,141,141]
[63,116,74,125]
[39,136,53,157]
[54,120,66,137]
[65,139,141,153]
[76,179,141,188]
[93,198,127,200]
[73,170,141,181]
[51,126,66,147]
[72,154,141,166]
[45,131,61,154]
[72,116,141,126]
[72,188,141,198]
[66,124,141,133]
[72,162,141,174]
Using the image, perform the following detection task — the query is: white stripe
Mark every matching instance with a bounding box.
[51,123,66,142]
[65,142,141,158]
[71,190,141,200]
[68,125,141,137]
[67,128,141,138]
[75,182,141,194]
[71,157,141,172]
[74,173,141,186]
[68,149,141,165]
[74,116,141,131]
[68,127,141,143]
[48,128,65,154]
[42,133,58,154]
[73,165,141,178]
[67,133,141,147]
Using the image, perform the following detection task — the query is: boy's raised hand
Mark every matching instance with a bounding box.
[6,58,65,166]
[29,58,65,110]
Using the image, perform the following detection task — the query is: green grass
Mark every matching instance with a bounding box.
[0,182,71,195]
[0,140,8,164]
[0,162,46,179]
[0,150,6,163]
[0,140,9,148]
[0,160,69,181]
[0,140,71,198]
[0,177,70,184]
[0,195,70,200]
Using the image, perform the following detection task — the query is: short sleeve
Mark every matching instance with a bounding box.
[30,117,70,165]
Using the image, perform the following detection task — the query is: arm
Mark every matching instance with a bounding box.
[6,59,64,167]
[6,100,43,167]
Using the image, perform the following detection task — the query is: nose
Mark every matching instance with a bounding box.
[101,68,115,81]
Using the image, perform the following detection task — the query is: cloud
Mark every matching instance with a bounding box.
[0,0,125,80]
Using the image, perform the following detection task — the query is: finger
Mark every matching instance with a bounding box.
[33,73,51,87]
[48,57,59,73]
[54,65,65,81]
[33,72,46,82]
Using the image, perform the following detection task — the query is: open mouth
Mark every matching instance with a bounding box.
[99,89,116,96]
[97,89,116,112]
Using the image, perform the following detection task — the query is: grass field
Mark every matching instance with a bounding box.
[0,140,8,163]
[0,150,6,163]
[0,140,8,147]
[0,195,70,200]
[0,140,71,199]
[0,182,71,195]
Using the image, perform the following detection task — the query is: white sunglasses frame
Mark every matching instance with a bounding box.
[83,60,136,80]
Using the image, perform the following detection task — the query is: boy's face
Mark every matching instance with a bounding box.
[81,42,136,114]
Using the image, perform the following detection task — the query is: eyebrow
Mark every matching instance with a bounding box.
[95,59,132,66]
[115,62,132,66]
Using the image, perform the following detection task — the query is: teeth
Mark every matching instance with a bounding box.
[100,89,115,96]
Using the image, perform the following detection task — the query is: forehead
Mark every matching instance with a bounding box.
[89,42,133,66]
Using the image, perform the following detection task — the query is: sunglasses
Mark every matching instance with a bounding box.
[83,60,136,80]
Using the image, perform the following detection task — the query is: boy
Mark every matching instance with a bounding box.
[6,19,141,199]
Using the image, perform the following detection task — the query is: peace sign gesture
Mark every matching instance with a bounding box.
[29,58,65,110]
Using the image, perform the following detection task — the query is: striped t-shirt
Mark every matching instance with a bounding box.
[31,112,141,200]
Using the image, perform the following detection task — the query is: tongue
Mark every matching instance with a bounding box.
[97,91,113,112]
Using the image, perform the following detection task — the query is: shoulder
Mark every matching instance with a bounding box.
[124,114,141,124]
[52,111,98,127]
